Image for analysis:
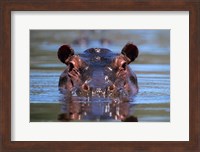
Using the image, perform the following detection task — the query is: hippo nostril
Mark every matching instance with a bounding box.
[82,83,89,91]
[108,84,115,91]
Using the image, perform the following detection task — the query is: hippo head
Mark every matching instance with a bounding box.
[57,43,139,101]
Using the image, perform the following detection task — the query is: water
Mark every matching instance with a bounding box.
[30,64,170,104]
[30,30,170,122]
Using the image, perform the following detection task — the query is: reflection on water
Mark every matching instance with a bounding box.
[58,100,138,122]
[30,30,170,122]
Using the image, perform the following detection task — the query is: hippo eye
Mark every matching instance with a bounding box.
[68,63,74,72]
[122,63,127,70]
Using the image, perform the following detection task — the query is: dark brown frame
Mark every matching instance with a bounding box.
[0,0,200,152]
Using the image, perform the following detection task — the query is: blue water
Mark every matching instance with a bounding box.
[30,64,170,104]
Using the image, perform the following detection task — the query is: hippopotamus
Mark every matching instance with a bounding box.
[57,43,139,102]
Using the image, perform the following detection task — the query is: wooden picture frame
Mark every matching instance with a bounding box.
[0,0,199,151]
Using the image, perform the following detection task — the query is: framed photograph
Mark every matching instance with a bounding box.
[1,0,199,151]
[29,29,170,123]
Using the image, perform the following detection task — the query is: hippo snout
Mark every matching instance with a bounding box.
[79,80,129,99]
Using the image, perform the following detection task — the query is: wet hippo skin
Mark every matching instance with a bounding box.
[57,43,139,100]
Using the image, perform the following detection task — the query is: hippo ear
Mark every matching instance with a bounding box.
[57,45,74,64]
[121,43,139,63]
